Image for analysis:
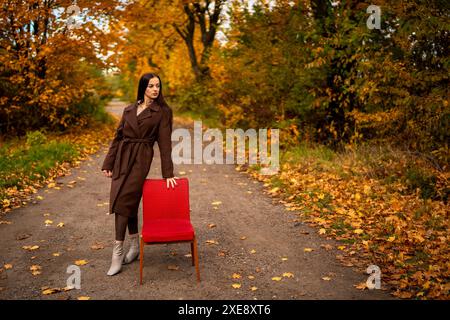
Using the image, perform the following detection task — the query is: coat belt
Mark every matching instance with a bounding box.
[112,137,156,179]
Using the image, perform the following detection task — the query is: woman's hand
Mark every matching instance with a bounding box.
[102,170,113,178]
[166,176,179,189]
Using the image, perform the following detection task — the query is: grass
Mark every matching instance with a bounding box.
[0,133,80,197]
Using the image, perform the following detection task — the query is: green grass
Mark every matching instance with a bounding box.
[0,133,79,197]
[283,141,336,163]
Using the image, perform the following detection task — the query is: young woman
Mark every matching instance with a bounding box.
[101,73,179,276]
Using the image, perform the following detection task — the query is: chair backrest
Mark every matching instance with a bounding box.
[142,178,190,221]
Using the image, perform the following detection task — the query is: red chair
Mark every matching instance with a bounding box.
[140,177,200,284]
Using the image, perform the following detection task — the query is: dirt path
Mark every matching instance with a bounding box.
[0,100,393,300]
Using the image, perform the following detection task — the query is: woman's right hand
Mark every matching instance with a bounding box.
[102,170,113,178]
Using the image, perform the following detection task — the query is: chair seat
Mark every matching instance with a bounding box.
[142,218,195,243]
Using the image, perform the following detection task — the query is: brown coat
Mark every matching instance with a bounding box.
[101,101,174,217]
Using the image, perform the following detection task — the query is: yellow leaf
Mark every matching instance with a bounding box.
[22,245,40,251]
[57,222,64,228]
[337,246,346,250]
[42,288,60,295]
[281,257,288,261]
[231,283,241,289]
[37,196,44,200]
[268,187,280,194]
[30,265,42,276]
[304,248,314,252]
[44,219,53,225]
[211,201,222,206]
[322,276,331,281]
[205,240,219,245]
[232,273,242,279]
[4,264,13,270]
[250,286,258,291]
[74,260,88,266]
[354,282,367,290]
[53,252,60,257]
[250,249,256,254]
[248,275,255,280]
[319,228,326,235]
[387,236,395,242]
[77,296,91,300]
[283,272,294,278]
[271,276,282,281]
[354,229,364,235]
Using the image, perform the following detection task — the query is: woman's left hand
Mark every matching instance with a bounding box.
[166,176,180,189]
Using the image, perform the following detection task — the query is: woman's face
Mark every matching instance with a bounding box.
[145,77,160,100]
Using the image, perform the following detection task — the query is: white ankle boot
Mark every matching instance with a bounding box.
[107,240,124,276]
[123,233,140,264]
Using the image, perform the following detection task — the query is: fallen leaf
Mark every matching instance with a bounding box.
[231,283,241,289]
[271,276,282,281]
[304,248,314,252]
[354,282,367,290]
[77,296,90,300]
[42,288,61,295]
[74,260,88,266]
[283,272,294,278]
[30,265,42,276]
[232,273,241,279]
[167,265,179,271]
[90,243,104,250]
[22,245,39,251]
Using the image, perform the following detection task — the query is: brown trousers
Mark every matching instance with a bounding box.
[115,213,138,241]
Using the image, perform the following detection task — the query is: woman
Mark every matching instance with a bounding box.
[101,73,179,276]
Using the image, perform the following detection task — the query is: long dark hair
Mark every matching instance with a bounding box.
[136,73,170,108]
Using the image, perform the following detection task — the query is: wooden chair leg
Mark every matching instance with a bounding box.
[190,241,195,266]
[139,236,144,285]
[192,235,200,282]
